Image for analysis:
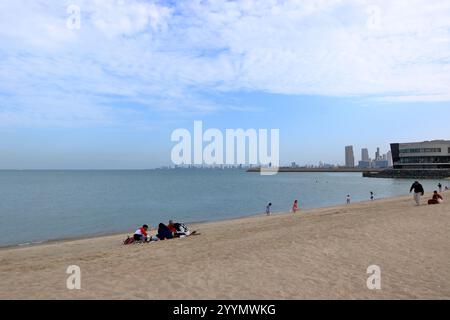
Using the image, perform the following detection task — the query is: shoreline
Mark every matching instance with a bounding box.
[0,193,409,250]
[0,211,273,250]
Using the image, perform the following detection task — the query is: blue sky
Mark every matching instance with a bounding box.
[1,0,450,169]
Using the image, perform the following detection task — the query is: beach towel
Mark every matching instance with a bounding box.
[174,223,190,237]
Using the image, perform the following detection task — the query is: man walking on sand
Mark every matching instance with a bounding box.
[410,181,425,206]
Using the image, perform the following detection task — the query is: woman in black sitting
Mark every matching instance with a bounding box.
[156,223,174,240]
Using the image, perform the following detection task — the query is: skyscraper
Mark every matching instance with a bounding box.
[375,147,380,161]
[361,148,369,162]
[345,146,355,168]
[387,150,393,167]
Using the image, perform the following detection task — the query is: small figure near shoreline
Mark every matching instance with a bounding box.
[438,183,442,193]
[266,203,272,215]
[410,181,425,206]
[370,191,374,201]
[346,195,351,204]
[292,200,299,213]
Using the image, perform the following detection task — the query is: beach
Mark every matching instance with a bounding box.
[1,192,449,300]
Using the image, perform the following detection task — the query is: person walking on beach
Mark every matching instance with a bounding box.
[266,203,272,215]
[346,195,351,204]
[410,181,425,206]
[292,200,299,213]
[370,191,374,201]
[438,183,442,193]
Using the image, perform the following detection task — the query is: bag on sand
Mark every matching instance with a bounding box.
[123,236,135,245]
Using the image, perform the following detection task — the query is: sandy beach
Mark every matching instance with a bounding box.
[1,192,449,300]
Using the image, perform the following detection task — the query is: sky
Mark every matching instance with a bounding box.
[1,0,450,169]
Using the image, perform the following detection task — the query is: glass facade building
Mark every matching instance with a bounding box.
[391,140,450,169]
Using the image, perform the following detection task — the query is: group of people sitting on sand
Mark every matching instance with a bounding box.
[124,220,197,244]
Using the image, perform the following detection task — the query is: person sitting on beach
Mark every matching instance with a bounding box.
[168,220,177,233]
[428,191,443,205]
[168,220,198,237]
[292,200,299,213]
[156,223,174,240]
[134,224,149,242]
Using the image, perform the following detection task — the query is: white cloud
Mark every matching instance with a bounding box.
[1,0,450,126]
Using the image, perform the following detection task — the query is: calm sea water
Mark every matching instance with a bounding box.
[0,170,444,246]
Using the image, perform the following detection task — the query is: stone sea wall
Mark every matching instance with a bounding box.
[363,169,450,179]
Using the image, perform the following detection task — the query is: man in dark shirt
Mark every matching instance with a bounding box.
[410,181,425,206]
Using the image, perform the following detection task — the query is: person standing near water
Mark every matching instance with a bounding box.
[292,200,299,213]
[438,183,442,193]
[370,191,374,201]
[346,195,351,204]
[266,203,272,215]
[410,181,425,206]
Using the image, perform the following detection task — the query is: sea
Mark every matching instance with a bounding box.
[0,169,444,247]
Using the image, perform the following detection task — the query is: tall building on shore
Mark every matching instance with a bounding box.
[361,148,369,162]
[387,150,393,167]
[390,140,450,169]
[375,147,381,160]
[345,146,355,168]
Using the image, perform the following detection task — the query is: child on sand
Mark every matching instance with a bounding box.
[266,203,272,215]
[133,224,149,242]
[292,200,299,213]
[346,195,351,204]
